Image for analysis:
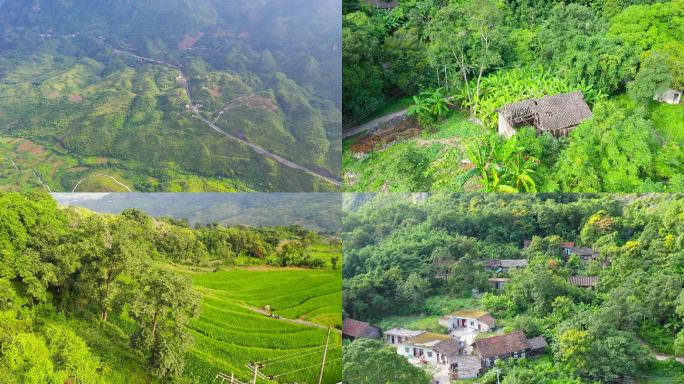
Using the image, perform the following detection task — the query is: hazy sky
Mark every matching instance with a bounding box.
[53,193,343,232]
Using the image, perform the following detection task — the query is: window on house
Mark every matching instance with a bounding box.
[427,352,432,357]
[405,347,410,353]
[470,321,475,326]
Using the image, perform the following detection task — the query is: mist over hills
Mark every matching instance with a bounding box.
[53,192,343,233]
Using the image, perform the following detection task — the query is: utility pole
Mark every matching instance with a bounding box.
[249,363,261,384]
[317,328,331,384]
[496,368,500,384]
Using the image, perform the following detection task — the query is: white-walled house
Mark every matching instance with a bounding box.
[439,310,496,332]
[655,89,682,104]
[384,328,425,346]
[397,332,458,364]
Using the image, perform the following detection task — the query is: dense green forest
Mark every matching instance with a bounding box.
[0,193,342,383]
[0,0,341,192]
[342,193,684,383]
[342,0,684,193]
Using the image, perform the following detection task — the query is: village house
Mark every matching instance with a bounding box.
[440,310,496,332]
[474,331,547,369]
[488,277,510,290]
[655,88,682,104]
[568,247,599,262]
[568,275,599,289]
[397,332,460,365]
[560,242,576,257]
[497,91,593,138]
[342,318,381,341]
[523,239,576,258]
[484,259,528,273]
[384,328,425,345]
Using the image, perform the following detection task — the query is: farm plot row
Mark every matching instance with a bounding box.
[186,269,342,384]
[191,269,342,328]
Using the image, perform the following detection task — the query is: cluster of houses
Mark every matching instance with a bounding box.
[436,239,603,292]
[342,238,609,381]
[343,310,548,381]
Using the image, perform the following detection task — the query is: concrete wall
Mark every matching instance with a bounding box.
[497,113,516,138]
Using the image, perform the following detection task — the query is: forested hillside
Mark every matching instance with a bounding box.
[343,193,684,382]
[0,0,342,192]
[0,193,342,383]
[343,0,684,193]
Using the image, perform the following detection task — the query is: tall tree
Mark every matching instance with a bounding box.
[426,0,505,111]
[75,216,146,322]
[127,267,200,380]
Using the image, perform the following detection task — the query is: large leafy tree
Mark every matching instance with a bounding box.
[127,267,200,380]
[74,215,147,322]
[554,102,659,192]
[426,0,506,112]
[628,52,674,104]
[343,339,431,384]
[342,12,386,118]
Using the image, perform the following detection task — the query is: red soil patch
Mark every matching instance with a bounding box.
[208,87,222,98]
[223,95,279,114]
[68,94,84,103]
[177,32,205,50]
[16,140,46,156]
[350,119,421,154]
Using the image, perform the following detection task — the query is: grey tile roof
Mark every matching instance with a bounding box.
[498,91,593,132]
[528,336,548,351]
[568,276,599,287]
[433,339,462,357]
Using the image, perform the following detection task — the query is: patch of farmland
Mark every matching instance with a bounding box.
[192,269,342,328]
[186,268,342,384]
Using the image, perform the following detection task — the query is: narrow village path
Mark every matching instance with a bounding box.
[106,41,342,187]
[342,109,408,139]
[233,302,342,334]
[636,337,684,365]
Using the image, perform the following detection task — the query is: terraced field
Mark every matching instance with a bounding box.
[185,268,342,384]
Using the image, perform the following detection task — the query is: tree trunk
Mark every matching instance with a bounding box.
[151,311,159,337]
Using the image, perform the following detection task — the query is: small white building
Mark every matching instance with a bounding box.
[439,310,496,332]
[452,355,482,379]
[655,89,682,104]
[384,328,425,346]
[397,332,455,365]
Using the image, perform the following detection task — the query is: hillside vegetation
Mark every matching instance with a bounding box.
[343,0,684,193]
[0,193,342,383]
[0,0,341,192]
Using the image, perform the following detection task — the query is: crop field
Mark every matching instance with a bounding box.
[185,268,342,384]
[307,240,342,269]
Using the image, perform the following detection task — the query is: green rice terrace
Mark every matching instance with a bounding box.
[184,268,342,384]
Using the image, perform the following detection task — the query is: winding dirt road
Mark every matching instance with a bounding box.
[342,109,408,139]
[107,41,342,187]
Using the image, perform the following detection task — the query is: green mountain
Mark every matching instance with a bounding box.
[0,0,341,192]
[53,192,343,233]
